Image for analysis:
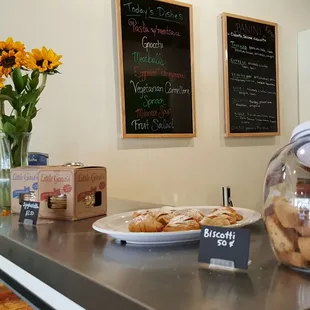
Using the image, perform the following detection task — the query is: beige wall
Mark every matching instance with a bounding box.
[1,0,310,210]
[298,29,310,123]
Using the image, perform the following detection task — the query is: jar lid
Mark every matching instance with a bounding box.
[62,161,84,167]
[290,122,310,167]
[290,121,310,142]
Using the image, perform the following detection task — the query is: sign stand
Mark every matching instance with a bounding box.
[198,226,251,271]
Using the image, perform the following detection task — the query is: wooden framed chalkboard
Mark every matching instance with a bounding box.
[222,13,279,137]
[116,0,196,138]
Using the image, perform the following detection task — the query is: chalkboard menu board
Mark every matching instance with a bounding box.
[116,0,195,138]
[222,13,279,137]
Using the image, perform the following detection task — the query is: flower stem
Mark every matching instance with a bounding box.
[0,100,4,132]
[38,73,47,94]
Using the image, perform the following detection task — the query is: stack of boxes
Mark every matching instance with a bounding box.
[11,165,107,221]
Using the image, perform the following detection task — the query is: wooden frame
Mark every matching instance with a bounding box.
[116,0,196,138]
[221,13,280,137]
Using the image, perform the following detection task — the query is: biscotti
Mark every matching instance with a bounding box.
[295,226,310,237]
[298,237,310,260]
[277,251,308,268]
[265,215,298,253]
[274,197,302,228]
[265,195,310,270]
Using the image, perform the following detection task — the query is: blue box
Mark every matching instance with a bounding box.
[28,152,49,166]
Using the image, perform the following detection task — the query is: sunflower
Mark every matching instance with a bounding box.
[0,49,26,77]
[13,40,25,53]
[26,46,62,73]
[0,37,25,55]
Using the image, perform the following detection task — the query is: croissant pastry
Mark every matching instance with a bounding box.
[200,207,243,227]
[132,210,152,218]
[174,208,204,223]
[200,216,231,227]
[163,215,200,232]
[154,207,177,225]
[128,214,164,232]
[207,208,237,224]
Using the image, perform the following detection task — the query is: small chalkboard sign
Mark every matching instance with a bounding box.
[198,226,250,270]
[116,0,196,138]
[222,13,279,137]
[19,201,40,225]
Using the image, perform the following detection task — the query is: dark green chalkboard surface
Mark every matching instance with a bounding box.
[222,13,279,137]
[116,0,195,138]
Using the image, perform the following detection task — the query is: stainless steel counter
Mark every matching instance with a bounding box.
[1,198,310,310]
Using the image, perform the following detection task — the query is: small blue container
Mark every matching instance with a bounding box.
[28,152,49,166]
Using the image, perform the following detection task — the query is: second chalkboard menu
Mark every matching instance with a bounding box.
[222,13,279,137]
[116,0,195,138]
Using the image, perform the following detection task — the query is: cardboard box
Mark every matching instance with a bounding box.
[11,166,107,221]
[11,166,41,214]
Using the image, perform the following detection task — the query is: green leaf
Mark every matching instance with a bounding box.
[3,121,17,135]
[15,116,28,132]
[22,104,37,119]
[2,115,15,125]
[27,120,32,132]
[31,70,39,80]
[1,85,17,98]
[0,94,13,103]
[30,74,39,90]
[22,75,29,90]
[20,90,39,107]
[12,68,25,94]
[11,98,19,110]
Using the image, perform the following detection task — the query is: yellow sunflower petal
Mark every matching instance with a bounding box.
[1,67,12,77]
[15,51,26,67]
[47,49,54,61]
[31,49,42,60]
[55,55,62,61]
[5,37,14,50]
[42,46,48,59]
[13,41,25,52]
[0,76,5,88]
[38,66,46,73]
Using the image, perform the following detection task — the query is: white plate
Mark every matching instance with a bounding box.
[92,206,261,245]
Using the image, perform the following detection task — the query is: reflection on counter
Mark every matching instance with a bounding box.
[266,266,310,310]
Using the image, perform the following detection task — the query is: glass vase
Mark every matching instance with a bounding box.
[0,132,31,210]
[7,132,31,168]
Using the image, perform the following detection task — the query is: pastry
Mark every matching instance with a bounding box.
[154,206,177,225]
[225,207,243,221]
[200,216,231,227]
[277,251,308,268]
[265,215,298,253]
[128,214,164,232]
[174,208,204,223]
[155,211,176,225]
[273,197,302,228]
[163,215,200,232]
[205,208,237,225]
[198,207,243,227]
[132,210,152,218]
[298,237,310,260]
[295,226,310,237]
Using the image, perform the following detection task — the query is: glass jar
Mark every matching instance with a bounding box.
[263,121,310,272]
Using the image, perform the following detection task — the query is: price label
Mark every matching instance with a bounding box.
[198,226,250,270]
[19,201,40,225]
